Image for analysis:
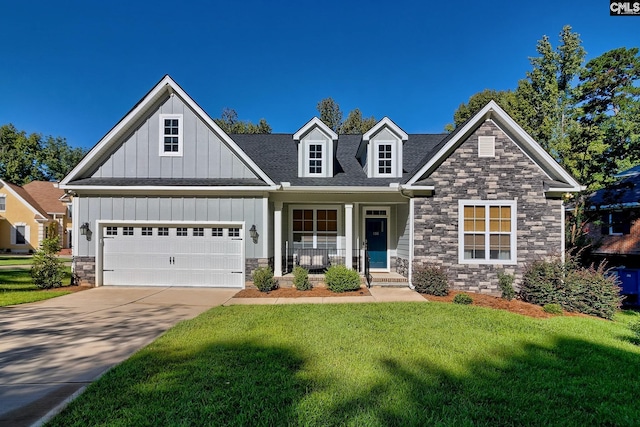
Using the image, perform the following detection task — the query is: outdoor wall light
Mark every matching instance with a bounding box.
[80,222,90,236]
[249,224,259,243]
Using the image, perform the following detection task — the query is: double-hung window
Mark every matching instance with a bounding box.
[0,196,6,211]
[459,200,516,264]
[159,114,183,156]
[308,142,324,175]
[292,208,338,249]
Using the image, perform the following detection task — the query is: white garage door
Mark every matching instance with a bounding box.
[102,225,244,287]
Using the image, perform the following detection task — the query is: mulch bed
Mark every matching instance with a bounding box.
[235,286,371,298]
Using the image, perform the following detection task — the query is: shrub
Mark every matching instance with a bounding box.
[413,265,450,296]
[324,265,361,293]
[520,258,565,305]
[453,293,473,305]
[520,256,622,320]
[253,266,278,292]
[543,303,563,315]
[30,236,64,289]
[629,320,640,341]
[497,271,516,301]
[293,266,311,291]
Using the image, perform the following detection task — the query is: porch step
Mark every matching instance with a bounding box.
[370,281,409,288]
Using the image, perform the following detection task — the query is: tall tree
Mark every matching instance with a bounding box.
[446,89,520,131]
[0,124,86,185]
[316,98,343,132]
[214,108,272,134]
[340,108,377,134]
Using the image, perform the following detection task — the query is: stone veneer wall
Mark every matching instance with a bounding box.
[245,257,272,281]
[395,257,409,278]
[413,120,563,294]
[73,256,96,286]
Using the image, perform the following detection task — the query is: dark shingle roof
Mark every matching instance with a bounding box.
[589,172,640,206]
[68,178,269,187]
[232,133,447,186]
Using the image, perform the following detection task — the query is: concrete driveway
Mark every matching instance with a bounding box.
[0,287,238,427]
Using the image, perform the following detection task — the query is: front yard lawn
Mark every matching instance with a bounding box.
[48,302,640,426]
[0,267,74,306]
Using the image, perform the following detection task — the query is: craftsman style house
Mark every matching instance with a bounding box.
[60,76,581,293]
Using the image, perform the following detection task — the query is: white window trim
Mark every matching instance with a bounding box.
[362,205,391,272]
[0,195,6,212]
[12,222,29,245]
[458,199,517,265]
[373,140,396,177]
[305,140,326,177]
[158,114,183,157]
[288,204,342,250]
[606,211,625,236]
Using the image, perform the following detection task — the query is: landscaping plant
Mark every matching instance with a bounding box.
[30,232,64,289]
[412,264,450,296]
[324,264,361,292]
[293,266,311,291]
[252,266,278,292]
[629,319,640,342]
[453,293,473,305]
[520,255,622,319]
[543,303,563,315]
[497,270,516,301]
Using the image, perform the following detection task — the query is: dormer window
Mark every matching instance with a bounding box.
[159,114,183,156]
[294,118,338,178]
[361,117,407,179]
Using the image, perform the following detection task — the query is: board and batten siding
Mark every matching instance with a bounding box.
[75,196,266,258]
[395,203,410,260]
[92,94,257,180]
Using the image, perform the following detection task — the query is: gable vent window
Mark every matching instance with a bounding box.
[309,144,323,174]
[478,136,495,158]
[159,114,183,156]
[378,144,393,174]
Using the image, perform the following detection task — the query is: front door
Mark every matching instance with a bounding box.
[366,218,387,269]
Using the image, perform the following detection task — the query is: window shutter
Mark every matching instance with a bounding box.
[478,136,495,158]
[10,227,15,245]
[24,225,30,243]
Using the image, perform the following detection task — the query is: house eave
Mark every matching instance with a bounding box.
[59,184,278,193]
[278,185,401,193]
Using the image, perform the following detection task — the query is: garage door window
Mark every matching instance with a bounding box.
[193,227,204,236]
[123,227,134,236]
[212,228,223,237]
[106,227,117,236]
[177,228,188,236]
[229,228,241,237]
[158,227,169,236]
[142,227,153,236]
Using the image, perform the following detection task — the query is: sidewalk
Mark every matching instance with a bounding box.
[224,286,426,305]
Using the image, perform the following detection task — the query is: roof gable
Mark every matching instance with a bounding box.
[293,117,338,142]
[0,179,49,219]
[61,75,275,188]
[406,101,582,192]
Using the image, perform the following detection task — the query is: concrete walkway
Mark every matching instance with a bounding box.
[0,287,238,427]
[225,286,426,305]
[0,286,424,427]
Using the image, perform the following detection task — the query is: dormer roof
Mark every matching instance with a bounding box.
[293,117,338,142]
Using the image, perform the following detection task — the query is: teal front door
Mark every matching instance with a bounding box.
[366,218,387,269]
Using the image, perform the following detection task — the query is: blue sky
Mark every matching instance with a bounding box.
[1,1,638,149]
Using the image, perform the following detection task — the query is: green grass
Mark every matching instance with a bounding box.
[0,256,72,266]
[48,302,640,426]
[0,267,73,306]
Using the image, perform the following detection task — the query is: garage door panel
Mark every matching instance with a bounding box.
[102,225,244,288]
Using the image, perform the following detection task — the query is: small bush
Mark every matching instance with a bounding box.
[497,271,516,301]
[629,320,640,341]
[293,266,311,291]
[253,266,278,292]
[543,303,563,315]
[31,236,64,289]
[520,258,564,305]
[453,293,473,305]
[324,265,361,293]
[413,265,450,296]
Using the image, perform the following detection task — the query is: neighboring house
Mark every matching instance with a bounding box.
[60,75,581,291]
[0,180,71,253]
[586,165,640,267]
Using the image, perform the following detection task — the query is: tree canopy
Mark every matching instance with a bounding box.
[316,98,377,134]
[449,25,640,192]
[213,108,272,134]
[0,124,86,185]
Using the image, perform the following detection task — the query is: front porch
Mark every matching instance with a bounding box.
[273,271,409,288]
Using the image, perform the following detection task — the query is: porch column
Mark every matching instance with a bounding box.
[274,201,283,276]
[345,204,353,270]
